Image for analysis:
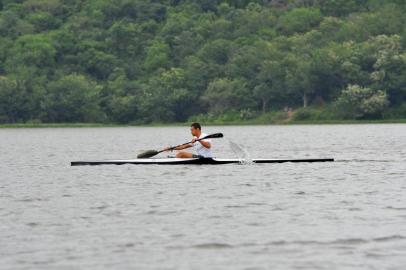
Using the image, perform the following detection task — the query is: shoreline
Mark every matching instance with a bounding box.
[1,119,406,128]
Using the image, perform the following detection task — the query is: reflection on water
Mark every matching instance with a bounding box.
[1,124,406,269]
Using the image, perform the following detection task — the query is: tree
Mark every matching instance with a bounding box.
[254,59,286,112]
[202,78,254,113]
[335,84,389,119]
[106,20,146,59]
[226,43,268,84]
[5,34,56,74]
[0,9,35,38]
[172,30,204,63]
[101,73,141,123]
[182,56,212,95]
[0,37,12,74]
[139,68,194,122]
[284,54,315,107]
[143,39,171,73]
[198,39,233,65]
[22,0,63,14]
[358,35,406,104]
[26,11,61,32]
[0,76,31,123]
[318,0,361,17]
[277,8,322,35]
[42,74,103,122]
[1,0,406,124]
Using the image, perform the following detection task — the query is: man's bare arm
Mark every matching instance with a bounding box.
[199,140,211,149]
[174,144,193,150]
[164,144,193,151]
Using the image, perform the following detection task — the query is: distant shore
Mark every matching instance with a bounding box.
[1,119,406,128]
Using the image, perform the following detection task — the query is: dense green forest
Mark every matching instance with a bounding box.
[0,0,406,124]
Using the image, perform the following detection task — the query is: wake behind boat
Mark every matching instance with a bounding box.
[71,157,334,166]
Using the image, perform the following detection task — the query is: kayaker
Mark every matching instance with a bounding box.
[165,122,212,158]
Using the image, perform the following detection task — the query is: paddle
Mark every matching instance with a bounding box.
[137,133,224,158]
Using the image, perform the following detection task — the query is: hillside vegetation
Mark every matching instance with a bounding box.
[1,0,406,124]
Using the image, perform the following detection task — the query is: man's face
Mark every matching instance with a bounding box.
[190,127,200,137]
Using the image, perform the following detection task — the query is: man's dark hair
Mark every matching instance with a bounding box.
[191,122,201,130]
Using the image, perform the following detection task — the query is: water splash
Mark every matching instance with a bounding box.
[228,140,253,164]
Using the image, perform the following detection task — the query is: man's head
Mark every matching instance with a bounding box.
[190,122,201,137]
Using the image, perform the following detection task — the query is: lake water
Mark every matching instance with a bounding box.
[1,125,406,270]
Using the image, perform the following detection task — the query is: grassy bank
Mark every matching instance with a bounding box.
[287,119,406,125]
[2,107,406,128]
[0,122,190,128]
[200,118,406,125]
[188,109,406,125]
[0,123,117,128]
[1,118,406,128]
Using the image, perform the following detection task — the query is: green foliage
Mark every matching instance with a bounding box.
[334,85,389,119]
[143,39,171,72]
[292,107,335,121]
[101,73,141,123]
[319,0,362,17]
[383,104,406,119]
[42,74,103,122]
[77,45,117,80]
[26,11,61,32]
[189,109,257,124]
[22,0,63,14]
[0,0,406,124]
[254,56,286,112]
[198,39,232,65]
[278,8,322,35]
[0,76,31,123]
[140,68,194,122]
[5,34,56,76]
[202,78,254,113]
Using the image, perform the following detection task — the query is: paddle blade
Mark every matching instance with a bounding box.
[203,133,223,139]
[137,150,159,158]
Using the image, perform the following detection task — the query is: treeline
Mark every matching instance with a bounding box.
[0,0,406,124]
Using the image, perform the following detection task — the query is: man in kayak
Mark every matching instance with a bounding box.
[165,122,212,158]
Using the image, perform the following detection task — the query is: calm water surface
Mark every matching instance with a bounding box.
[1,125,406,270]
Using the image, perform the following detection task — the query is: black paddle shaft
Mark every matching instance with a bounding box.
[158,132,223,153]
[137,133,223,158]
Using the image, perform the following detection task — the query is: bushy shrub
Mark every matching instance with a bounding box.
[189,109,257,124]
[334,85,389,119]
[382,104,406,119]
[292,107,335,121]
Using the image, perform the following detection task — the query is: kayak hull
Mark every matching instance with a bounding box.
[71,157,334,166]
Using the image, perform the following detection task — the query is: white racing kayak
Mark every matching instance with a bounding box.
[71,157,334,166]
